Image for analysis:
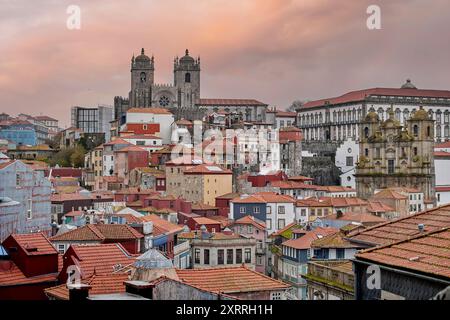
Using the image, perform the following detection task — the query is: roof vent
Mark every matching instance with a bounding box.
[418,224,425,233]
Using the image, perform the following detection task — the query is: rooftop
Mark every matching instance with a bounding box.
[10,233,58,256]
[282,227,338,250]
[176,266,290,294]
[348,204,450,246]
[232,192,295,204]
[355,227,450,279]
[197,99,268,107]
[127,107,173,115]
[50,224,144,242]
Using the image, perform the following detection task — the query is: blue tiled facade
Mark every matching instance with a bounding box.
[0,128,37,146]
[232,202,267,221]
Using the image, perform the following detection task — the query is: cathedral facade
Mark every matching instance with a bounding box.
[355,107,436,203]
[114,48,201,121]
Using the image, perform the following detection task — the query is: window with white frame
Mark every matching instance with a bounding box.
[266,219,272,230]
[57,244,65,254]
[278,206,285,214]
[240,207,246,214]
[271,291,282,300]
[253,206,260,214]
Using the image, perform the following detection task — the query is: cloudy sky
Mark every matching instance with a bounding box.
[1,0,449,126]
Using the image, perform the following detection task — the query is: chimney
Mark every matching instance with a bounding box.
[51,221,58,236]
[124,280,153,299]
[67,284,91,301]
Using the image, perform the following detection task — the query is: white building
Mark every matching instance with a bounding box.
[125,108,175,144]
[297,80,450,142]
[335,138,359,189]
[122,134,163,153]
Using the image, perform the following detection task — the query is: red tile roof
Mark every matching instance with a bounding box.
[355,227,450,278]
[50,224,143,242]
[44,273,129,300]
[434,151,450,157]
[11,233,58,256]
[270,180,316,190]
[366,200,395,213]
[311,231,362,249]
[233,215,266,230]
[192,217,221,226]
[176,266,289,294]
[0,261,58,287]
[232,192,295,204]
[127,107,173,115]
[348,204,450,246]
[302,87,450,110]
[66,243,136,278]
[371,189,408,200]
[318,196,368,207]
[276,111,297,117]
[184,164,232,175]
[435,141,450,149]
[282,227,338,250]
[436,186,450,192]
[140,214,184,234]
[198,99,267,106]
[103,138,133,146]
[324,212,387,224]
[315,186,356,193]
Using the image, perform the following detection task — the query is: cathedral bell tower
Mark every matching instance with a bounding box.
[129,48,154,107]
[173,49,200,109]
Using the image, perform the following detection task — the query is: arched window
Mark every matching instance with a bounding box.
[364,127,369,139]
[413,125,419,137]
[140,72,146,82]
[185,73,191,83]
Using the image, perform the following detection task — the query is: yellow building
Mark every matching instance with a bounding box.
[183,164,233,206]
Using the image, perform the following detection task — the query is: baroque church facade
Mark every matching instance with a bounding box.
[355,107,436,203]
[114,48,202,121]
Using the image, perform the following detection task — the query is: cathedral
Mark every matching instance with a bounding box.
[355,107,436,203]
[114,48,202,121]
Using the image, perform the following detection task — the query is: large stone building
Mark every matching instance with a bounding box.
[355,107,436,203]
[297,80,450,142]
[114,48,268,122]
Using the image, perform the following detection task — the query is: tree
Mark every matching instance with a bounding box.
[70,145,86,168]
[288,100,307,112]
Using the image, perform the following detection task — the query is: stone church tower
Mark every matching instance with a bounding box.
[114,48,202,121]
[355,107,435,203]
[130,48,155,108]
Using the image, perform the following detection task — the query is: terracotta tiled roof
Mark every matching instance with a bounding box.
[233,215,266,230]
[434,151,450,157]
[318,197,368,207]
[11,233,58,256]
[50,224,143,242]
[192,217,220,225]
[435,141,450,149]
[184,164,232,175]
[295,198,330,207]
[165,154,202,166]
[311,231,362,249]
[275,111,297,117]
[140,214,184,234]
[197,99,268,106]
[315,186,356,193]
[115,145,148,153]
[122,134,161,140]
[0,160,15,170]
[372,189,407,200]
[231,192,295,204]
[366,201,395,213]
[355,227,450,278]
[0,261,58,287]
[288,175,314,182]
[67,243,136,278]
[282,227,338,250]
[216,192,241,200]
[436,186,450,192]
[44,273,129,300]
[127,107,173,115]
[302,87,450,110]
[103,138,133,146]
[348,204,450,246]
[176,266,289,294]
[179,231,241,240]
[324,212,387,224]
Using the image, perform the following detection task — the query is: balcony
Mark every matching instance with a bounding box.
[304,260,354,294]
[174,240,190,256]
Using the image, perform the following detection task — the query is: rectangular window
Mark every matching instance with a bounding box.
[278,206,285,214]
[266,206,272,214]
[278,219,285,229]
[388,160,395,174]
[27,199,32,219]
[227,249,234,264]
[240,207,246,214]
[204,249,210,265]
[301,209,306,216]
[244,248,252,263]
[57,244,65,254]
[218,249,224,265]
[236,249,242,264]
[346,156,353,166]
[336,248,345,259]
[253,206,260,214]
[266,219,272,230]
[194,249,200,264]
